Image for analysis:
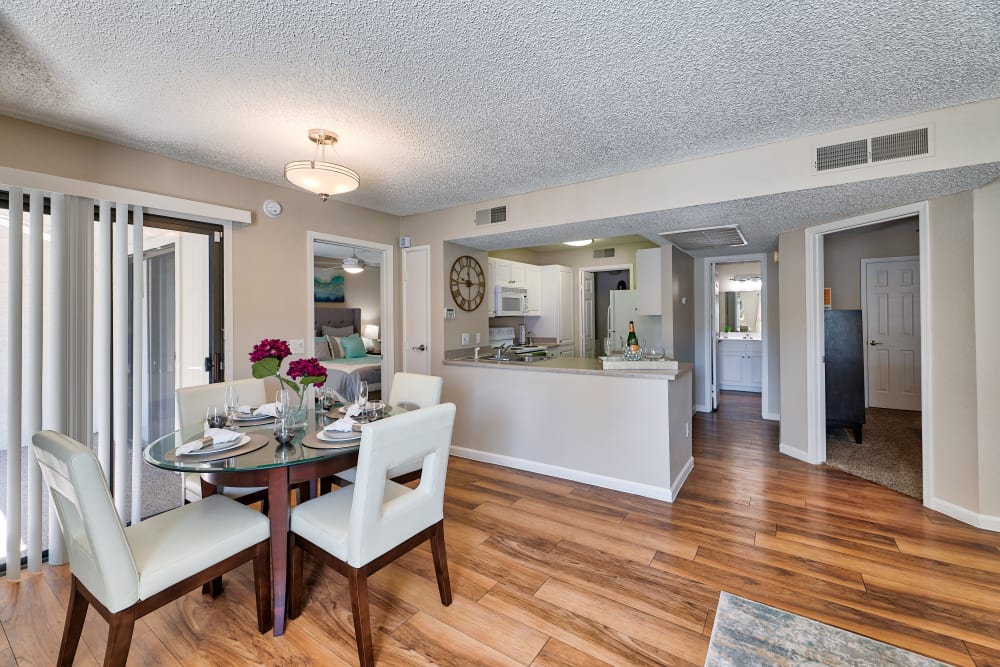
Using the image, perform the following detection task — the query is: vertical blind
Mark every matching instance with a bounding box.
[4,188,145,577]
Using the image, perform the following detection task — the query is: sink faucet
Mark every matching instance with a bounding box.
[495,343,511,360]
[473,346,481,360]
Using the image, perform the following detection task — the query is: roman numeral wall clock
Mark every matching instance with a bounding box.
[449,255,486,311]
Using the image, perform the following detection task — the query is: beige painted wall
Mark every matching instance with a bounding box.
[973,180,1000,517]
[927,192,980,512]
[672,247,695,364]
[823,216,919,310]
[778,228,808,454]
[443,242,490,349]
[0,115,401,379]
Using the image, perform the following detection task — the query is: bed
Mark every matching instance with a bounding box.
[315,306,381,402]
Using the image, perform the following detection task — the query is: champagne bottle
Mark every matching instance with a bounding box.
[627,320,640,353]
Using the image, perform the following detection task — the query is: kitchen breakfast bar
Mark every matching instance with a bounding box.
[440,358,694,502]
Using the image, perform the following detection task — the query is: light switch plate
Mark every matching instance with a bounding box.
[461,333,470,345]
[289,339,304,353]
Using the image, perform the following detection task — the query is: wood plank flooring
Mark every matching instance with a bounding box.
[3,391,999,665]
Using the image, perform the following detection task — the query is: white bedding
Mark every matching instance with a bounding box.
[320,355,382,402]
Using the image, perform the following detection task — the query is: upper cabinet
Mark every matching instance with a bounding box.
[636,247,662,316]
[525,264,542,315]
[490,257,526,288]
[491,258,511,286]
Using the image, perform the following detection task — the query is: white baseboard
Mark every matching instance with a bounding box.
[671,456,695,499]
[451,446,681,502]
[763,411,780,421]
[779,442,818,464]
[694,403,712,413]
[927,497,1000,533]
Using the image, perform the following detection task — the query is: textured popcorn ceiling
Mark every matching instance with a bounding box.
[1,1,999,238]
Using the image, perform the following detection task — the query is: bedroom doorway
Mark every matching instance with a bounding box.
[307,232,394,401]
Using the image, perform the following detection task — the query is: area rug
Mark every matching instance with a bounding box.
[704,592,946,666]
[826,407,922,499]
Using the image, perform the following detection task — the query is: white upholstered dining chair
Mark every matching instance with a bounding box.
[176,378,269,505]
[288,402,456,667]
[32,430,272,667]
[331,372,444,488]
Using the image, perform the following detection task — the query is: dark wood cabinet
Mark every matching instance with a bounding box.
[824,309,865,443]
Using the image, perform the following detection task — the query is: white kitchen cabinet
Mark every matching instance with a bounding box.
[510,261,526,288]
[527,265,574,344]
[717,338,762,392]
[486,259,495,316]
[525,264,542,315]
[491,257,527,288]
[636,247,662,316]
[491,258,511,287]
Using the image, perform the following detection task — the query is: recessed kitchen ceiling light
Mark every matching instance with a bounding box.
[563,239,593,247]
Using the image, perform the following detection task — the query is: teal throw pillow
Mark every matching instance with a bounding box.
[339,334,368,359]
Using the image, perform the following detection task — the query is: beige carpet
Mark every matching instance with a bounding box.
[826,408,922,499]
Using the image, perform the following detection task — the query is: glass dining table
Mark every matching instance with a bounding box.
[144,404,391,636]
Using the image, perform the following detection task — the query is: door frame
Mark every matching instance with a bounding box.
[402,245,431,374]
[700,253,769,417]
[305,232,395,392]
[803,201,930,498]
[577,263,634,357]
[860,255,920,408]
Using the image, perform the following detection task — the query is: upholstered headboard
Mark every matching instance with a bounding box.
[315,307,360,336]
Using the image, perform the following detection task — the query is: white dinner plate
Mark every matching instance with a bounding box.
[233,412,272,422]
[317,428,361,442]
[180,434,250,455]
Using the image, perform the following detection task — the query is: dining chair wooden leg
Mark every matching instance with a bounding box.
[347,567,375,667]
[429,520,453,606]
[104,607,137,667]
[57,577,90,667]
[202,577,224,597]
[288,535,304,620]
[253,540,274,633]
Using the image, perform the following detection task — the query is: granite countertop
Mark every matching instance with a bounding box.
[443,356,691,380]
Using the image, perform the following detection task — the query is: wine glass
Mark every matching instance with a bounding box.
[273,414,295,445]
[224,384,240,424]
[206,406,227,429]
[275,388,291,419]
[320,386,336,412]
[356,381,369,419]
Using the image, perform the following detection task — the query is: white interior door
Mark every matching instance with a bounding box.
[581,271,595,357]
[402,246,431,374]
[864,257,921,410]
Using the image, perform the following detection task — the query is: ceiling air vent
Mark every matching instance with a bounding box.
[592,248,615,259]
[871,127,929,163]
[474,205,507,226]
[815,138,868,171]
[658,225,747,251]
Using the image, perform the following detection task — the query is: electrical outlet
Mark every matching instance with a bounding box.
[476,332,481,344]
[461,333,470,345]
[290,339,305,353]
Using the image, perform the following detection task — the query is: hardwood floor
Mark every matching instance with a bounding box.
[3,391,999,665]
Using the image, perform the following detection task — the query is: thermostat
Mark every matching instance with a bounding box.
[444,307,456,320]
[262,199,282,217]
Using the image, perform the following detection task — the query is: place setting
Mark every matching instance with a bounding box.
[165,423,269,462]
[306,381,386,449]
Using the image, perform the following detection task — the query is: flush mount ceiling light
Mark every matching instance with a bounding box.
[284,129,360,201]
[342,250,365,274]
[563,239,593,247]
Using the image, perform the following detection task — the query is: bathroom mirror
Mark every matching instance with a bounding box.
[719,290,761,333]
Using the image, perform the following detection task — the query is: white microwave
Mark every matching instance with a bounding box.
[495,286,528,316]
